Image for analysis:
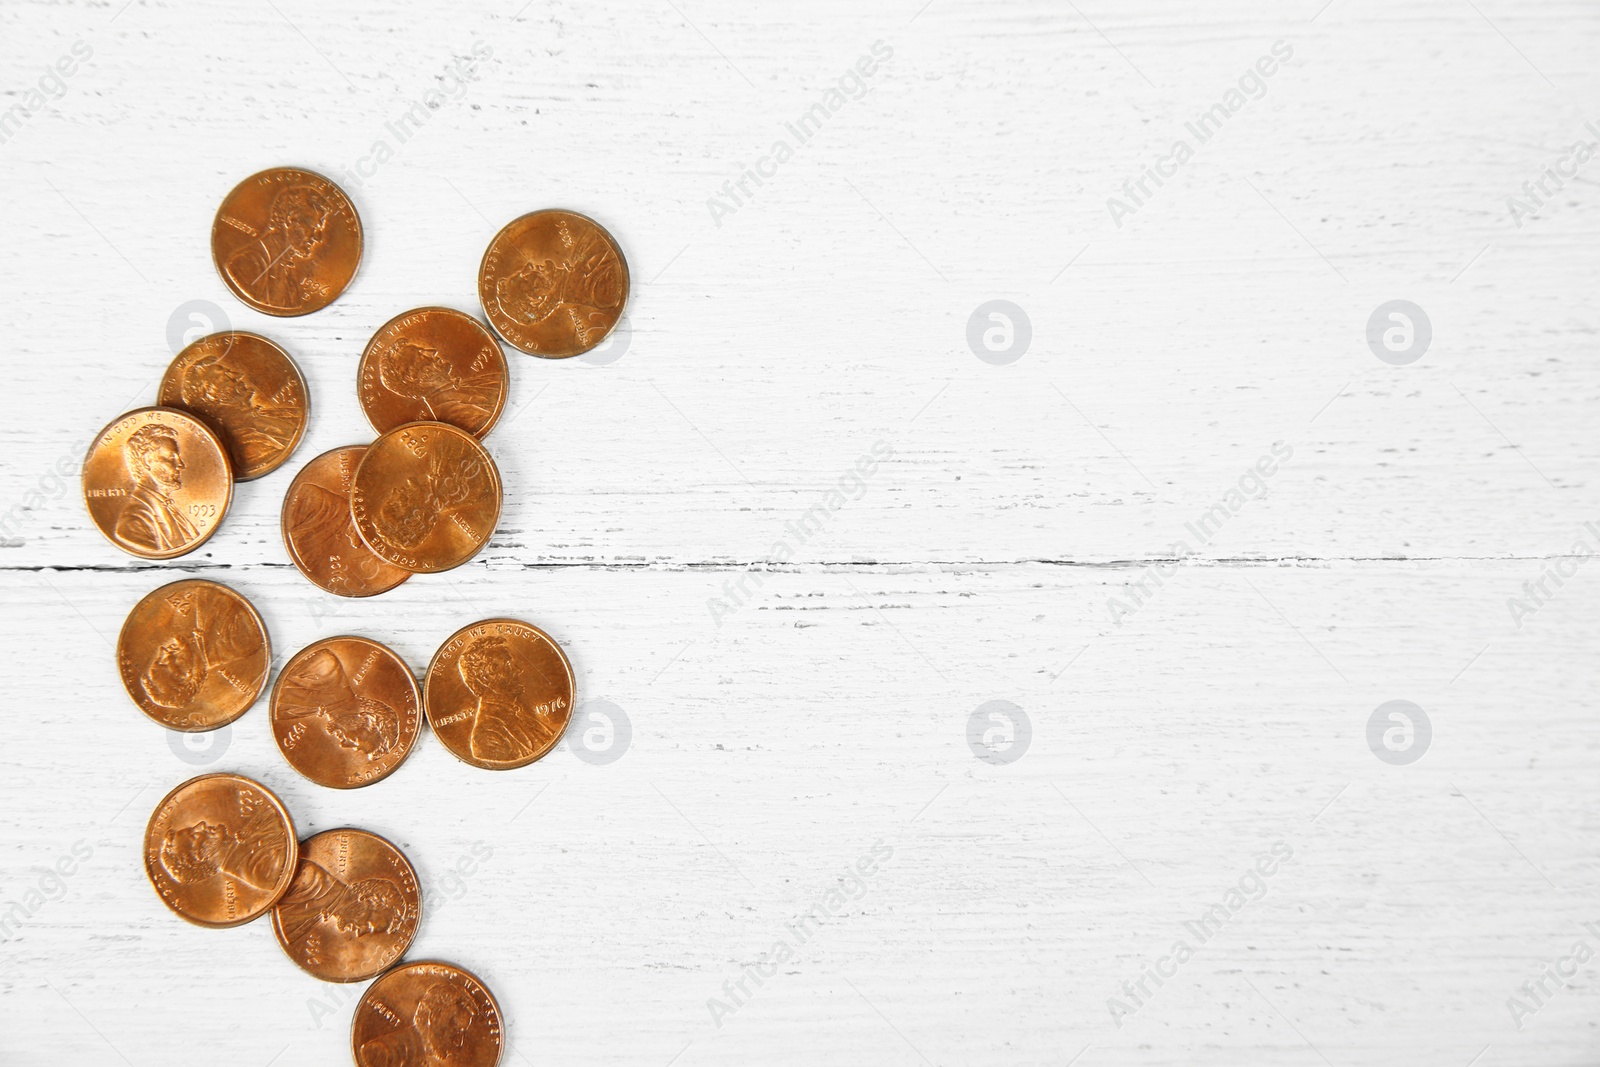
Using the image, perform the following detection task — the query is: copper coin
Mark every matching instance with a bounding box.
[424,618,574,770]
[350,422,502,573]
[359,307,508,438]
[211,167,362,316]
[271,828,420,982]
[352,960,503,1066]
[83,406,232,560]
[477,209,629,358]
[157,331,309,480]
[143,773,298,928]
[271,636,422,789]
[282,446,412,597]
[118,579,271,732]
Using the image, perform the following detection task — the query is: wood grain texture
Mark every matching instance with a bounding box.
[1,0,1598,1064]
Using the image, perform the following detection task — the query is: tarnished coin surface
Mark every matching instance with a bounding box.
[359,307,508,438]
[350,422,502,574]
[83,406,232,560]
[271,636,422,789]
[352,960,503,1067]
[158,331,309,480]
[477,209,628,358]
[118,579,270,732]
[143,773,298,928]
[272,828,420,982]
[281,446,412,597]
[211,167,362,316]
[424,618,574,770]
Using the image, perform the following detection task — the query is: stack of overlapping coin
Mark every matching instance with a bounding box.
[281,306,510,589]
[91,165,628,1066]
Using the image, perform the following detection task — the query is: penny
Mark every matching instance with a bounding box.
[158,331,309,480]
[477,209,629,358]
[272,828,420,982]
[359,307,508,438]
[271,636,422,789]
[143,773,298,928]
[424,618,574,770]
[118,579,270,732]
[211,167,362,316]
[282,446,411,597]
[352,960,503,1066]
[83,406,232,560]
[350,422,502,573]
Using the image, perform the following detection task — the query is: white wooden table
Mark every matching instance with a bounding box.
[2,0,1597,1063]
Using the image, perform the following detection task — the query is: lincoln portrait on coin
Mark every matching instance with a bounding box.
[377,340,497,426]
[372,450,482,553]
[375,476,438,551]
[116,423,198,553]
[493,225,624,346]
[142,632,205,709]
[357,981,479,1067]
[178,348,300,469]
[139,590,262,711]
[223,184,334,310]
[275,861,410,949]
[276,647,403,760]
[457,636,556,763]
[158,800,288,892]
